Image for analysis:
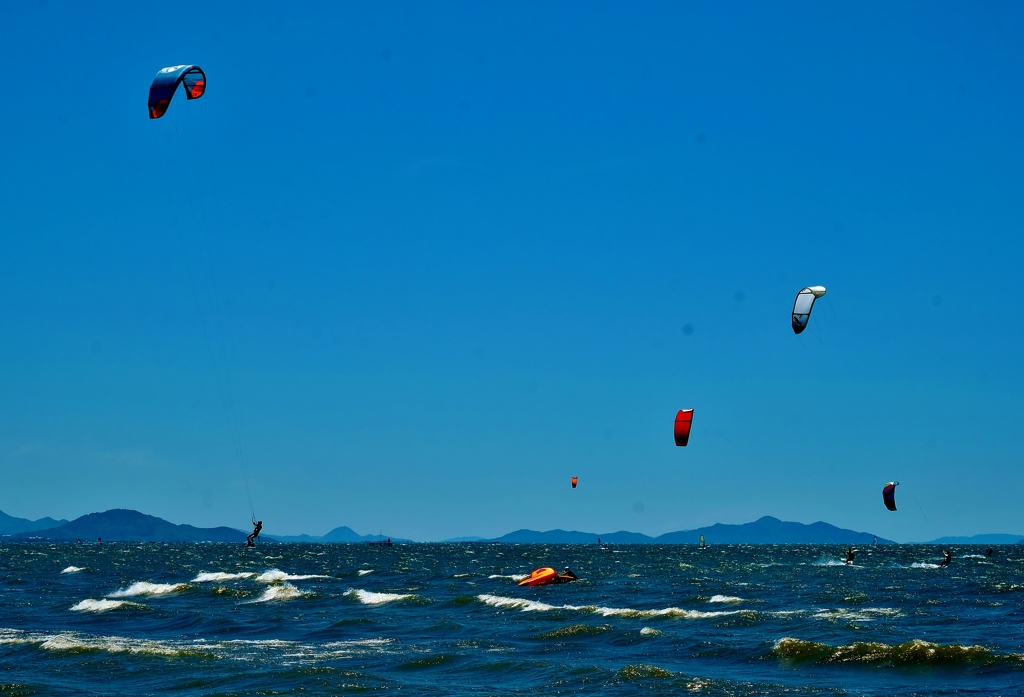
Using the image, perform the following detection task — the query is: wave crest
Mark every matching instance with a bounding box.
[346,589,416,605]
[70,599,141,613]
[61,566,84,574]
[250,582,306,603]
[255,569,328,584]
[476,594,748,619]
[108,582,187,598]
[192,572,254,582]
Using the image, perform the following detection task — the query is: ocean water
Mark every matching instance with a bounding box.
[1,543,1022,696]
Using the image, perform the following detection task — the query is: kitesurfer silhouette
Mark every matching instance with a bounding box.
[986,547,994,557]
[940,549,951,567]
[247,518,262,547]
[845,547,855,564]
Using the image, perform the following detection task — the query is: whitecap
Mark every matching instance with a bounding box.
[70,599,139,613]
[40,633,206,656]
[476,594,746,619]
[255,569,328,584]
[812,558,848,567]
[61,566,84,574]
[640,627,662,636]
[813,607,900,622]
[488,574,528,581]
[477,594,555,612]
[345,589,415,605]
[249,582,305,603]
[108,581,187,597]
[910,562,941,569]
[192,572,255,583]
[708,595,743,603]
[358,569,374,576]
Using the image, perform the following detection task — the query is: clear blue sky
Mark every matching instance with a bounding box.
[2,2,1023,542]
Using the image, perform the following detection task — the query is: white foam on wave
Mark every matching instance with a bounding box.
[478,594,556,612]
[812,558,849,567]
[962,554,986,559]
[358,569,374,576]
[488,574,528,581]
[192,572,255,583]
[255,568,328,584]
[640,627,662,636]
[108,581,188,597]
[345,589,415,605]
[813,607,900,622]
[70,599,140,613]
[476,594,747,619]
[249,582,306,603]
[709,595,744,603]
[910,562,941,569]
[61,566,84,574]
[0,628,210,656]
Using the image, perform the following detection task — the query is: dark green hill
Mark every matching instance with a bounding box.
[12,509,246,542]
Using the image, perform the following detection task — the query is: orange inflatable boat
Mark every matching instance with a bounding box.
[518,567,579,587]
[518,567,558,587]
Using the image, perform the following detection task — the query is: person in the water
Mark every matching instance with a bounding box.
[940,549,951,566]
[986,548,994,557]
[845,547,855,564]
[247,519,262,547]
[554,567,579,583]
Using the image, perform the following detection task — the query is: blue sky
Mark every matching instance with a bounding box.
[2,2,1023,541]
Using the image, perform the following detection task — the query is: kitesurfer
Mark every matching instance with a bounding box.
[247,518,262,547]
[986,548,994,557]
[940,550,951,567]
[845,547,855,565]
[554,567,579,583]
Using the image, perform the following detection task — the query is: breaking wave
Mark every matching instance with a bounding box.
[254,569,328,584]
[476,594,748,619]
[0,629,213,657]
[192,572,255,583]
[61,566,84,574]
[772,637,1022,665]
[70,599,142,613]
[249,582,306,603]
[708,595,743,603]
[108,581,188,597]
[346,589,416,605]
[358,569,374,576]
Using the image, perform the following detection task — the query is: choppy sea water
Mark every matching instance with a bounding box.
[1,543,1022,696]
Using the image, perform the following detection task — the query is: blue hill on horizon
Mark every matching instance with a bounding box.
[927,533,1024,544]
[10,509,246,543]
[0,509,68,536]
[273,526,413,543]
[6,508,1023,545]
[481,517,893,545]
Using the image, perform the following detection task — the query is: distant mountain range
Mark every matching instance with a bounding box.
[272,526,412,543]
[0,509,68,535]
[2,508,1022,544]
[928,533,1024,544]
[7,509,245,543]
[474,516,894,545]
